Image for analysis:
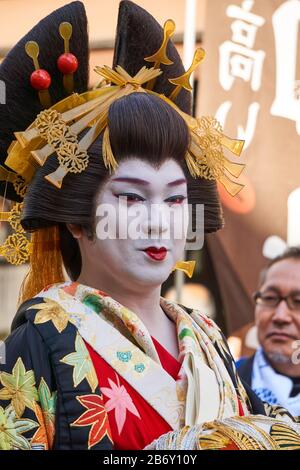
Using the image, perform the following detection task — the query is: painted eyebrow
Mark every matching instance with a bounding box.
[111,177,187,186]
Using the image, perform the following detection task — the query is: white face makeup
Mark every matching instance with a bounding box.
[81,158,189,289]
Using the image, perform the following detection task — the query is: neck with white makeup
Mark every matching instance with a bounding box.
[77,269,179,358]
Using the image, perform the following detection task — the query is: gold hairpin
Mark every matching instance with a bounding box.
[58,22,78,94]
[185,116,245,196]
[0,203,32,265]
[144,19,175,90]
[4,19,246,198]
[169,48,206,101]
[25,41,52,108]
[172,260,196,278]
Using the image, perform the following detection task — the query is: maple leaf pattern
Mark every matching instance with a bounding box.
[71,394,112,449]
[37,378,57,448]
[60,333,98,392]
[30,402,49,450]
[0,404,38,450]
[101,374,141,435]
[0,357,38,418]
[30,298,69,333]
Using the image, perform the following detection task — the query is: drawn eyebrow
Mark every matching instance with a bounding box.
[111,177,187,186]
[167,178,187,187]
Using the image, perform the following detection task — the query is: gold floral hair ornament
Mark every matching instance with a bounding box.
[3,19,245,196]
[0,199,64,298]
[0,166,28,198]
[0,202,32,265]
[185,116,245,196]
[6,65,161,189]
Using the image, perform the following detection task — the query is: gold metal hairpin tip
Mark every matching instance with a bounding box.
[144,19,175,67]
[25,41,40,69]
[59,22,72,39]
[59,22,72,53]
[143,19,175,91]
[58,22,75,94]
[25,40,52,108]
[169,47,206,95]
[25,41,39,59]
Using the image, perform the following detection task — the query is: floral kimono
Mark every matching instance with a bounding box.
[0,281,299,450]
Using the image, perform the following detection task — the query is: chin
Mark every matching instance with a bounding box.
[129,270,170,287]
[264,344,293,362]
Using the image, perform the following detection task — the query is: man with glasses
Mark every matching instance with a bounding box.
[237,247,300,417]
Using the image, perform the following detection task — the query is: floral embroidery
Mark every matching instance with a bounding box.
[71,394,112,449]
[0,357,38,418]
[30,298,70,333]
[60,333,98,392]
[199,313,214,328]
[38,378,57,448]
[101,374,141,435]
[0,404,38,450]
[30,402,49,450]
[134,364,145,374]
[112,348,149,378]
[117,351,132,363]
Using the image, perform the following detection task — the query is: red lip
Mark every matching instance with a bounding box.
[143,247,167,261]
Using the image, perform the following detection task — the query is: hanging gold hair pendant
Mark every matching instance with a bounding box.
[172,260,195,278]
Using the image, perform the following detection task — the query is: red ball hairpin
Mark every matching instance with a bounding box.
[25,41,52,108]
[25,22,77,108]
[57,22,78,94]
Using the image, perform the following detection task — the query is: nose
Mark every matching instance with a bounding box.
[142,202,169,237]
[272,299,293,325]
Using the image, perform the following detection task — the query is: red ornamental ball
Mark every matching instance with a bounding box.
[57,53,78,74]
[30,69,51,90]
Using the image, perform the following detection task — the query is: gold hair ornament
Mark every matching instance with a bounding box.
[172,260,196,278]
[0,166,28,198]
[4,19,245,195]
[0,19,246,268]
[0,202,32,265]
[25,41,52,108]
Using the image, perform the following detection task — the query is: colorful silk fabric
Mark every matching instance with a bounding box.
[41,281,251,429]
[0,281,299,450]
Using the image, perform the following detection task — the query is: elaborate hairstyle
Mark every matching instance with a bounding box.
[0,1,241,299]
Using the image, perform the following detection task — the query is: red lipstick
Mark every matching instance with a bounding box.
[143,246,167,261]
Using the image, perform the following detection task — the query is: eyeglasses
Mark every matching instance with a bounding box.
[253,291,300,311]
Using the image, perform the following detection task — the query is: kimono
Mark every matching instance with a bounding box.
[0,281,299,450]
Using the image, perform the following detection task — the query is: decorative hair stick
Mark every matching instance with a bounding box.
[57,22,78,94]
[25,41,52,108]
[169,48,206,101]
[144,19,175,90]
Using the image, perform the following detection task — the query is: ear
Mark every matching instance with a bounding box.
[66,223,84,239]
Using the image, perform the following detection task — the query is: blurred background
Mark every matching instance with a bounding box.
[0,0,299,359]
